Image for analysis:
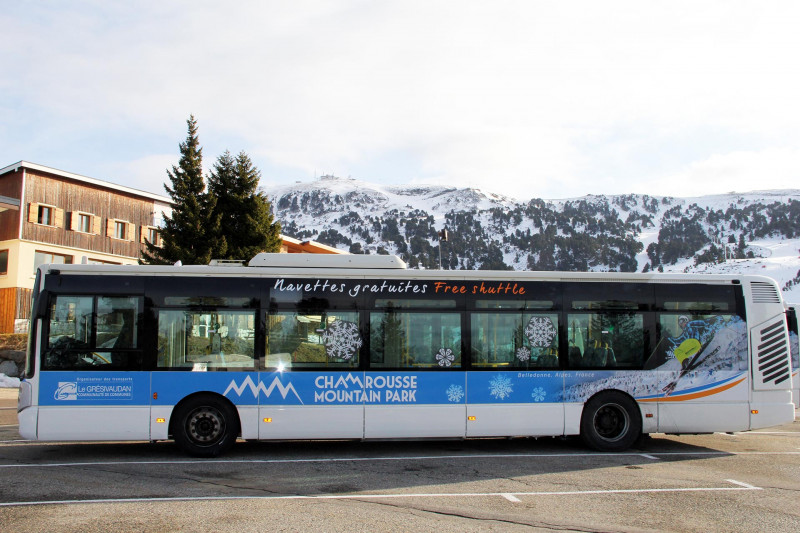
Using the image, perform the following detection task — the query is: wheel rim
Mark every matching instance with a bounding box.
[592,402,630,443]
[186,406,225,446]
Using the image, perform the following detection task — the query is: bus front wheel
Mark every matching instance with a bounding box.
[580,391,642,452]
[173,395,239,457]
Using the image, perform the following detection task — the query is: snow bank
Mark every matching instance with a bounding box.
[0,374,21,388]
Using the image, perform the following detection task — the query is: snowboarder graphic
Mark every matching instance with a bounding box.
[661,315,723,395]
[664,315,726,366]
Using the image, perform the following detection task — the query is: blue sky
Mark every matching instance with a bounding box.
[2,1,800,200]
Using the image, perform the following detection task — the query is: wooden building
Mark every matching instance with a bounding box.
[0,161,172,333]
[0,161,346,334]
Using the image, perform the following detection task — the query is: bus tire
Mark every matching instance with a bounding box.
[580,391,642,452]
[172,394,240,457]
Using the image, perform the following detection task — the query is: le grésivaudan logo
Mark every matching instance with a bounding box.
[54,382,78,401]
[53,377,134,401]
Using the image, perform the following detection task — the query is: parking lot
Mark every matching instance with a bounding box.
[1,388,798,532]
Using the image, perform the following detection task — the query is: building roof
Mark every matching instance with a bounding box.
[280,234,348,254]
[1,161,344,255]
[0,161,172,204]
[0,194,19,212]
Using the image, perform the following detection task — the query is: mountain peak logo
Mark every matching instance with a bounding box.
[223,375,303,404]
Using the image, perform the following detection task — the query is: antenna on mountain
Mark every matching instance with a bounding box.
[438,228,449,269]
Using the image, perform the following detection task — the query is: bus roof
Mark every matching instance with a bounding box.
[37,254,783,289]
[247,253,407,269]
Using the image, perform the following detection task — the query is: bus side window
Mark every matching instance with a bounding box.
[96,297,139,349]
[470,312,559,369]
[158,309,256,371]
[370,311,461,369]
[645,313,747,371]
[44,295,94,369]
[265,310,360,370]
[43,295,143,370]
[567,312,644,369]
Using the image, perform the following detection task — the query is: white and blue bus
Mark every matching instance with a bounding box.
[18,254,796,456]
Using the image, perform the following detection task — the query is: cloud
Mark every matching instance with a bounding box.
[651,148,800,198]
[2,1,800,200]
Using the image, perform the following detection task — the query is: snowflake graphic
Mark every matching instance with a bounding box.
[531,387,546,402]
[321,320,362,360]
[435,348,455,367]
[525,316,556,348]
[516,347,531,362]
[446,384,465,402]
[489,375,513,400]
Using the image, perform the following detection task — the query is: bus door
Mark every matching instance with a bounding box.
[364,309,466,438]
[37,293,152,441]
[466,310,564,437]
[260,309,365,439]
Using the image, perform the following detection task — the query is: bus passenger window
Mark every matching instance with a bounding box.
[157,310,256,370]
[43,295,143,370]
[645,313,747,371]
[96,297,139,349]
[44,296,94,369]
[470,313,559,369]
[370,311,461,369]
[567,312,644,369]
[266,311,360,369]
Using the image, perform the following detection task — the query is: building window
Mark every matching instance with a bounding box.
[39,205,53,225]
[0,250,8,275]
[140,225,161,246]
[28,203,64,228]
[70,212,99,234]
[79,214,91,233]
[107,219,133,241]
[114,221,127,240]
[33,251,73,274]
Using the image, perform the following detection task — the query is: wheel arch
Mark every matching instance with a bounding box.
[579,388,644,451]
[168,391,242,439]
[581,389,641,420]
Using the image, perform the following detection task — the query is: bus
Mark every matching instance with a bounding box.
[17,253,796,457]
[787,304,799,408]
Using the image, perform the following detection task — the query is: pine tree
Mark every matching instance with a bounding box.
[141,115,220,265]
[207,150,282,260]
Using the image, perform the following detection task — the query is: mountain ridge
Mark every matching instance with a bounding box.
[265,176,800,301]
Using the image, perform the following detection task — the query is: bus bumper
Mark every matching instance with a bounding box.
[18,406,38,440]
[750,395,795,429]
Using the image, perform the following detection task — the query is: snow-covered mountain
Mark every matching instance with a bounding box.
[265,176,800,301]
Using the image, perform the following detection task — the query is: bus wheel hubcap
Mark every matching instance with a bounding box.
[188,407,224,443]
[594,403,629,442]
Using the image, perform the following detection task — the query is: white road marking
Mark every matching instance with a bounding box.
[745,431,800,435]
[725,479,759,489]
[0,479,762,508]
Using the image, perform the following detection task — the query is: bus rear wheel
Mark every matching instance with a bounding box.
[580,391,642,452]
[173,395,239,457]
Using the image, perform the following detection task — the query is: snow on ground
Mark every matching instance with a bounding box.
[0,374,20,388]
[659,236,800,302]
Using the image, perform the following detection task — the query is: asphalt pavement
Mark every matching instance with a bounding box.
[0,388,798,532]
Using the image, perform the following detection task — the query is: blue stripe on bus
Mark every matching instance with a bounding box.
[38,369,748,407]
